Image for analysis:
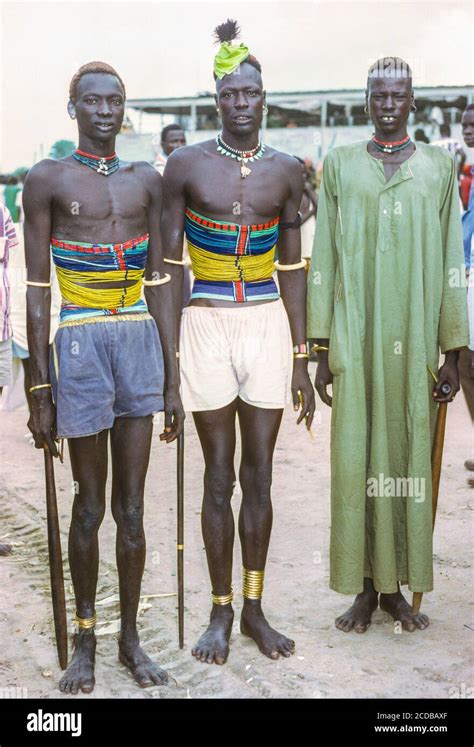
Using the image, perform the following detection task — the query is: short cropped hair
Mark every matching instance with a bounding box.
[69,61,126,102]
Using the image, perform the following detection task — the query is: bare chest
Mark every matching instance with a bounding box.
[50,164,150,242]
[185,154,287,222]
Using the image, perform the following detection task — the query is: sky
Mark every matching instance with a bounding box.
[0,0,472,170]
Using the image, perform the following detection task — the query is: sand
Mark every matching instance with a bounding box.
[0,365,472,699]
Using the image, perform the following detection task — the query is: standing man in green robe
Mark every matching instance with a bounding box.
[308,58,469,633]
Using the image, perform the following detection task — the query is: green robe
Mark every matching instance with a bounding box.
[307,141,469,595]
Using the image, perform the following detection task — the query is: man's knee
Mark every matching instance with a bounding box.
[112,498,145,538]
[240,461,273,502]
[72,499,105,533]
[204,466,235,508]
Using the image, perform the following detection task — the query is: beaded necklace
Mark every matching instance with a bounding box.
[216,134,266,178]
[73,149,120,176]
[371,134,412,154]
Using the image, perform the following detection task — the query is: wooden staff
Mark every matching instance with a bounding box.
[177,432,185,648]
[43,446,68,669]
[412,379,451,614]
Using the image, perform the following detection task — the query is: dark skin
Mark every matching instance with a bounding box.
[162,62,315,664]
[162,128,186,156]
[462,109,474,150]
[23,72,184,694]
[299,163,318,223]
[315,69,460,634]
[461,108,474,377]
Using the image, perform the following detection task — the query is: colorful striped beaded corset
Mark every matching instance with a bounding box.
[51,234,149,325]
[184,208,280,303]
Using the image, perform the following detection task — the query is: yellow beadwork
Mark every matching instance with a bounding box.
[55,266,143,309]
[187,241,276,282]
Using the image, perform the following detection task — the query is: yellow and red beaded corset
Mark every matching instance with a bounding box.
[184,208,280,303]
[51,234,149,324]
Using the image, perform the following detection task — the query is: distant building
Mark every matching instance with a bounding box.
[119,85,473,164]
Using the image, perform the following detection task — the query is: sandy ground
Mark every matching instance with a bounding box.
[0,363,473,700]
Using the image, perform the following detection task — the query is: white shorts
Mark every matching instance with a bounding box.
[0,337,12,388]
[179,299,293,412]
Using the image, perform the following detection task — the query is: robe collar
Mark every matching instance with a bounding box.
[365,143,417,191]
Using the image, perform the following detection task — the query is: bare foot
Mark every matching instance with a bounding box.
[0,543,12,556]
[335,590,379,633]
[118,636,168,687]
[192,605,234,665]
[380,590,430,631]
[240,600,295,660]
[59,630,96,695]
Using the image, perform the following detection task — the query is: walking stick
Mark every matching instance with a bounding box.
[412,375,451,614]
[177,432,185,648]
[43,444,68,669]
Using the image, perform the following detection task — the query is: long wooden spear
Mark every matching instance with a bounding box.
[412,373,451,614]
[43,444,68,669]
[176,432,184,648]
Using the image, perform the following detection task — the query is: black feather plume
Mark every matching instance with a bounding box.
[213,19,241,45]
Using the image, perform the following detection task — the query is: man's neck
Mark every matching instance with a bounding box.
[76,136,117,157]
[219,128,260,152]
[373,126,409,143]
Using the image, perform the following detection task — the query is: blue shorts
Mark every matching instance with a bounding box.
[12,340,29,359]
[50,315,164,439]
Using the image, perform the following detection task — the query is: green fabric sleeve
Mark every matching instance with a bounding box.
[307,150,338,339]
[438,156,470,353]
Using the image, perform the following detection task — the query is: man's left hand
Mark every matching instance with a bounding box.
[291,364,316,429]
[160,386,186,442]
[434,356,460,403]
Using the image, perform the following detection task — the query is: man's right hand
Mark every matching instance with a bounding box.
[314,352,333,407]
[28,392,59,457]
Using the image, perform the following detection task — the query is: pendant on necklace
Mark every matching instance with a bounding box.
[97,158,108,175]
[240,161,251,178]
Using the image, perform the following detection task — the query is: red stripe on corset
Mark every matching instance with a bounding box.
[234,281,244,303]
[236,226,249,255]
[185,208,279,232]
[116,247,126,270]
[50,234,149,253]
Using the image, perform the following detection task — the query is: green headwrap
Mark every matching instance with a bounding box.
[214,41,250,79]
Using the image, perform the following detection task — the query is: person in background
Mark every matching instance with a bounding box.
[153,124,191,306]
[460,163,473,211]
[459,104,474,481]
[295,157,318,272]
[0,203,19,395]
[0,203,19,556]
[4,169,28,223]
[432,123,466,177]
[414,128,430,144]
[153,124,186,175]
